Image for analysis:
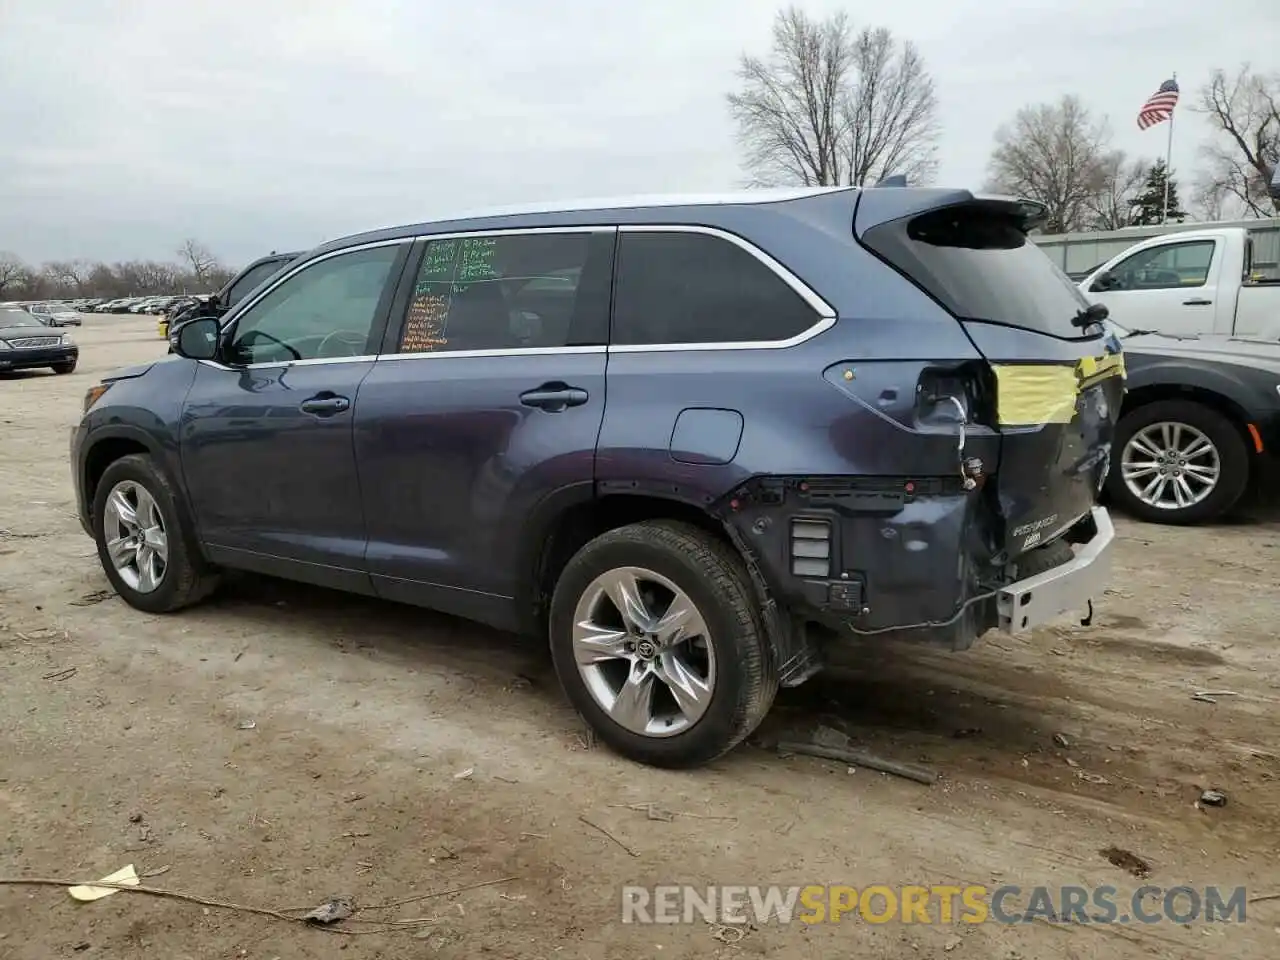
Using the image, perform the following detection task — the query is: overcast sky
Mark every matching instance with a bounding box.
[1,0,1275,266]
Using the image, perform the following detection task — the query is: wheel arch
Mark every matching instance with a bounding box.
[516,489,738,637]
[82,427,161,523]
[1120,382,1257,452]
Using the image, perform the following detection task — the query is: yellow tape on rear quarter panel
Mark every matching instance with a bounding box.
[993,354,1125,426]
[1076,352,1125,390]
[992,364,1079,426]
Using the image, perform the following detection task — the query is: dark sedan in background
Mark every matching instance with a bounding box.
[0,308,78,374]
[1108,322,1280,524]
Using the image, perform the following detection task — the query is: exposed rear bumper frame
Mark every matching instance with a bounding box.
[996,507,1114,634]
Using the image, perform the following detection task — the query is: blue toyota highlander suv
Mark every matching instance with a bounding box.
[71,186,1124,768]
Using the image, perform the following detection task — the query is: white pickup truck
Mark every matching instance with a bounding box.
[1080,226,1280,338]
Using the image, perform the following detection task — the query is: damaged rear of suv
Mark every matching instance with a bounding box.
[544,186,1123,767]
[73,185,1121,771]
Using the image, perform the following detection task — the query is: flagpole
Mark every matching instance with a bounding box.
[1162,72,1176,224]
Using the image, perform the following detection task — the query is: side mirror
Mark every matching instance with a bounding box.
[173,316,221,361]
[1090,271,1118,292]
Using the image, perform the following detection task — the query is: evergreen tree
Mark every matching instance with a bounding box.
[1132,160,1188,225]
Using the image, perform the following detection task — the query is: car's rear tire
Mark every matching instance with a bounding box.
[1106,399,1249,525]
[91,453,219,613]
[549,520,777,768]
[52,361,76,374]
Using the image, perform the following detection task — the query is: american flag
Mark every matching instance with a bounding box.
[1137,78,1179,130]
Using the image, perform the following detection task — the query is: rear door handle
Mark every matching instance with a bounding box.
[519,384,589,412]
[299,394,350,416]
[1183,298,1213,306]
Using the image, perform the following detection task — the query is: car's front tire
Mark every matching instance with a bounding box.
[549,520,777,768]
[91,453,219,613]
[52,361,76,374]
[1106,400,1249,525]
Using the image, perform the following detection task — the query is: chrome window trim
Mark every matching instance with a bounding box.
[195,354,378,371]
[198,222,839,367]
[381,345,606,362]
[607,315,836,353]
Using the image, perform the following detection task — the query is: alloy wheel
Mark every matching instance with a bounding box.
[1120,421,1221,511]
[571,566,716,738]
[102,480,169,593]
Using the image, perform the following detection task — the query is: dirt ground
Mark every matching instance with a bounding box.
[1,315,1278,959]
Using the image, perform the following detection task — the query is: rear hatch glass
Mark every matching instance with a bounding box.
[862,203,1093,339]
[861,199,1123,558]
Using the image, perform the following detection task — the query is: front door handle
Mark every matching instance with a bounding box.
[519,383,589,412]
[1183,298,1213,306]
[299,394,351,416]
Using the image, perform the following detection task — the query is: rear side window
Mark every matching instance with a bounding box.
[612,231,820,346]
[863,205,1094,338]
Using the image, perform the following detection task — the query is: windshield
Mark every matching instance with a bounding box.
[1,310,45,327]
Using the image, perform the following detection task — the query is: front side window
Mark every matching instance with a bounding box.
[611,231,820,346]
[227,246,400,364]
[1098,240,1216,291]
[397,232,599,353]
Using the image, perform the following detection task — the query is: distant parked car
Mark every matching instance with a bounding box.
[28,303,82,326]
[0,308,78,374]
[1105,320,1280,524]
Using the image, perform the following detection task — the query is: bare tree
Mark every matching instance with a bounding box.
[1194,65,1279,217]
[985,96,1112,233]
[1085,152,1148,230]
[0,252,26,297]
[1191,179,1231,221]
[177,238,220,287]
[42,260,92,292]
[726,7,938,187]
[0,249,242,301]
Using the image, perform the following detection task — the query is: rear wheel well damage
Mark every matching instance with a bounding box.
[527,493,822,687]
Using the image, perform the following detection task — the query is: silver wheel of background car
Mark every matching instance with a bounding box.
[102,480,169,593]
[1121,421,1221,511]
[571,566,716,738]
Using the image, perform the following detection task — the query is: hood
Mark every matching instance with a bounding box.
[102,360,159,382]
[1121,332,1280,372]
[0,324,62,339]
